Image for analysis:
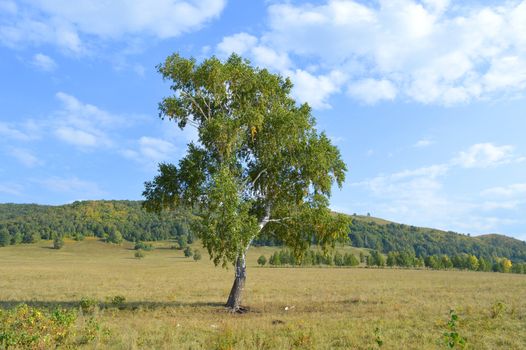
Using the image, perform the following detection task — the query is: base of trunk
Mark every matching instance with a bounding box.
[225,275,245,312]
[225,255,247,313]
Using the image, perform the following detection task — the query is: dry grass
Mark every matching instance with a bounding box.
[1,238,525,349]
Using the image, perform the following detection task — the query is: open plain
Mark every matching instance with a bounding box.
[1,238,525,349]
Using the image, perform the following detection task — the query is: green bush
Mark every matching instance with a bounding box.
[105,229,123,244]
[53,235,65,249]
[134,250,145,259]
[184,246,193,258]
[343,253,359,266]
[134,241,154,251]
[333,252,344,266]
[257,255,267,266]
[193,249,202,261]
[0,228,10,247]
[0,304,101,349]
[79,297,99,315]
[109,295,126,309]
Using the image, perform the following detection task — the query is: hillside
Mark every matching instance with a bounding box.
[1,201,525,262]
[0,200,192,244]
[348,214,526,262]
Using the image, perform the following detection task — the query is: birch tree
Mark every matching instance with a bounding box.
[143,54,349,312]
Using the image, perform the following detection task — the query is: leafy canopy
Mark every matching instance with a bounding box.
[143,54,349,267]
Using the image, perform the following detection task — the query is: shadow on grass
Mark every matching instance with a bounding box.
[0,300,225,310]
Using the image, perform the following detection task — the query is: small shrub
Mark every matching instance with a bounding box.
[184,246,193,258]
[106,230,123,244]
[374,327,383,348]
[490,301,506,319]
[53,235,65,249]
[193,249,202,261]
[134,241,154,251]
[79,297,99,315]
[443,309,467,349]
[134,250,145,259]
[177,235,188,250]
[109,295,126,309]
[257,255,267,266]
[0,304,100,349]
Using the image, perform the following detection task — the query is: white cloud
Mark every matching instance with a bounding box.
[8,148,42,167]
[31,53,57,71]
[414,138,434,148]
[139,136,176,161]
[0,0,226,53]
[55,127,98,147]
[347,79,397,104]
[453,143,521,168]
[37,176,105,197]
[482,183,526,198]
[0,182,23,196]
[217,32,258,57]
[51,92,125,148]
[217,32,343,108]
[352,144,526,234]
[0,122,34,141]
[286,69,346,109]
[216,0,526,106]
[123,136,177,165]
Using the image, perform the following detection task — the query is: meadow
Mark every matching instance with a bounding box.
[0,238,525,349]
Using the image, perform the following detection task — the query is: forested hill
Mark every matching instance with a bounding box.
[0,201,192,244]
[0,201,525,262]
[349,215,526,263]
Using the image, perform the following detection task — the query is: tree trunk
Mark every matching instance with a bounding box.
[225,254,246,312]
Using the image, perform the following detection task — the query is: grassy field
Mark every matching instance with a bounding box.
[1,238,525,349]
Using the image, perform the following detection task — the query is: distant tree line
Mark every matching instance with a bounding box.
[0,201,193,247]
[2,201,526,269]
[257,248,526,275]
[349,219,526,263]
[366,250,525,274]
[258,249,360,267]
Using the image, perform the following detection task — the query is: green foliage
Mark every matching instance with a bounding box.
[257,255,267,266]
[109,295,126,310]
[0,228,9,247]
[333,252,344,266]
[374,327,383,348]
[193,249,202,261]
[53,234,64,249]
[79,297,99,315]
[143,53,349,269]
[267,249,360,268]
[106,230,123,244]
[184,246,193,258]
[490,301,506,319]
[176,235,187,250]
[0,304,100,349]
[134,250,145,259]
[368,250,385,267]
[349,218,526,263]
[343,252,359,266]
[269,251,281,266]
[442,310,467,349]
[0,200,192,244]
[134,241,154,251]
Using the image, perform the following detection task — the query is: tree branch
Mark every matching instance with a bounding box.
[181,90,209,122]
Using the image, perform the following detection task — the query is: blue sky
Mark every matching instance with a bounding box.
[0,0,525,240]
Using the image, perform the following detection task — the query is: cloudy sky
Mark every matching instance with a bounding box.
[1,0,525,239]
